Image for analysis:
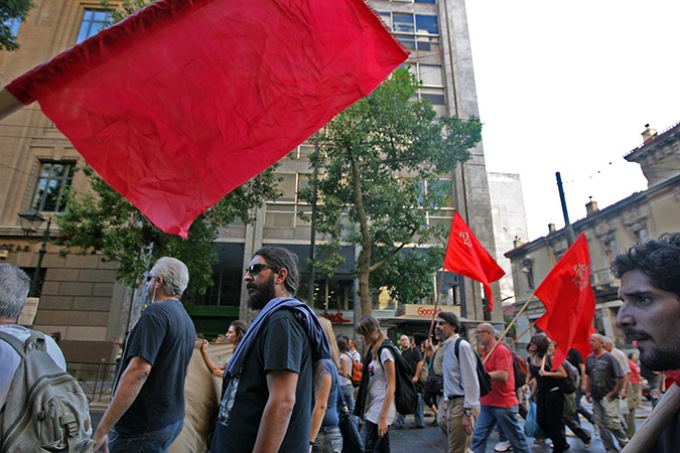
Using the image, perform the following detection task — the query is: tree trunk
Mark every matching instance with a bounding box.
[349,155,373,318]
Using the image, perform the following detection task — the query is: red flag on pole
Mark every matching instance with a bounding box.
[4,0,407,238]
[535,233,596,368]
[443,212,505,312]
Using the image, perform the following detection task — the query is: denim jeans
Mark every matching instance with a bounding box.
[340,384,356,413]
[109,419,183,453]
[470,405,530,453]
[312,426,343,453]
[362,420,391,453]
[393,393,424,428]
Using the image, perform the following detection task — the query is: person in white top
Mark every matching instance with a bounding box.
[355,315,397,452]
[0,263,67,410]
[337,334,356,412]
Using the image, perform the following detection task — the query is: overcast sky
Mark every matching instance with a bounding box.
[465,1,680,241]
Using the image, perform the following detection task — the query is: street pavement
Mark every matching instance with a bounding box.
[89,398,654,452]
[390,399,654,453]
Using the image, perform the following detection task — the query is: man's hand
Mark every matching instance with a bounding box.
[94,433,109,453]
[462,413,474,435]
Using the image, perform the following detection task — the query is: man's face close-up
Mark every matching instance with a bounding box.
[617,269,680,371]
[245,256,277,310]
[399,335,410,350]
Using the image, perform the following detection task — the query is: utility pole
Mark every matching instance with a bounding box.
[307,132,320,306]
[556,171,575,246]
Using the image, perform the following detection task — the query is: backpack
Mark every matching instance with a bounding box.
[0,331,95,453]
[378,341,418,415]
[559,359,579,394]
[454,338,492,397]
[349,355,363,387]
[512,352,528,390]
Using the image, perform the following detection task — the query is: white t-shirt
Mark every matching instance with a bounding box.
[339,352,353,387]
[365,347,397,425]
[0,324,67,409]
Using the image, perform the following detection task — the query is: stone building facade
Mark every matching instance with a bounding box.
[505,123,680,350]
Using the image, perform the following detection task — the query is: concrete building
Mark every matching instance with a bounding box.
[505,123,680,350]
[0,0,501,362]
[488,172,529,306]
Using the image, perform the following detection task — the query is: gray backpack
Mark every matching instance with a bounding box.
[0,331,95,453]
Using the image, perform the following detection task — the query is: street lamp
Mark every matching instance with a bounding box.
[17,209,52,297]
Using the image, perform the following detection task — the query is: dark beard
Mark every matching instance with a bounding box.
[247,274,277,310]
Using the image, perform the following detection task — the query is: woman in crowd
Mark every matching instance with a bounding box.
[199,320,248,377]
[310,317,343,453]
[337,334,356,413]
[354,316,396,453]
[533,335,569,453]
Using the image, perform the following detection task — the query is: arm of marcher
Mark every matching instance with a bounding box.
[488,369,509,382]
[93,356,152,452]
[309,369,331,449]
[254,369,298,453]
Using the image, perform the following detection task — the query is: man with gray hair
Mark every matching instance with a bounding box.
[0,263,66,409]
[94,257,196,452]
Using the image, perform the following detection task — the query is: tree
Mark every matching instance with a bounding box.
[57,166,279,295]
[299,68,482,317]
[1,0,34,51]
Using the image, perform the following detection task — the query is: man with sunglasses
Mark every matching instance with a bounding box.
[435,312,479,453]
[94,257,196,453]
[211,246,331,453]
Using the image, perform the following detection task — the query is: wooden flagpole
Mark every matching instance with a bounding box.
[428,269,447,341]
[482,291,538,364]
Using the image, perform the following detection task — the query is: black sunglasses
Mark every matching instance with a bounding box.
[146,275,159,282]
[245,263,273,275]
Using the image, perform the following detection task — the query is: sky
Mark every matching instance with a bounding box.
[464,1,680,241]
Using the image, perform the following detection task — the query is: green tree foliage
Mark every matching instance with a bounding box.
[56,166,279,294]
[299,68,482,316]
[1,0,34,51]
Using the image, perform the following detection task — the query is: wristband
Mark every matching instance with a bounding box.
[463,408,473,417]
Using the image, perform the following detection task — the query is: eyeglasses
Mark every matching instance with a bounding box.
[146,275,159,282]
[475,330,491,335]
[245,263,273,275]
[436,321,448,326]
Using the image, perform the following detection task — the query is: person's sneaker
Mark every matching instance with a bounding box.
[584,440,591,448]
[494,441,512,452]
[428,419,438,426]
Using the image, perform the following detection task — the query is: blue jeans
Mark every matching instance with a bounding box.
[393,393,424,428]
[341,384,356,413]
[108,419,183,453]
[470,405,530,453]
[362,420,391,453]
[312,426,343,453]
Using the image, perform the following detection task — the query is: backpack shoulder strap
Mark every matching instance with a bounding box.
[0,330,27,357]
[453,337,463,359]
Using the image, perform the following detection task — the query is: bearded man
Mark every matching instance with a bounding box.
[210,246,330,453]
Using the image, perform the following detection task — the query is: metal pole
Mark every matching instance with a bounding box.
[308,132,320,306]
[555,172,575,246]
[30,217,51,297]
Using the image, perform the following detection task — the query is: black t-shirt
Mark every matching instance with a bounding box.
[402,346,423,378]
[115,299,196,431]
[213,310,312,452]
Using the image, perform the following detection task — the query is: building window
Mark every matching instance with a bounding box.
[415,179,454,227]
[76,9,111,43]
[265,173,311,228]
[30,161,76,212]
[379,12,440,52]
[407,63,446,105]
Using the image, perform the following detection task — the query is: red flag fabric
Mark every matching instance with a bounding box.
[535,233,596,369]
[443,212,505,312]
[5,0,407,238]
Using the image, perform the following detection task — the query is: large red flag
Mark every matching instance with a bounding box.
[4,0,407,238]
[443,212,505,312]
[535,233,596,369]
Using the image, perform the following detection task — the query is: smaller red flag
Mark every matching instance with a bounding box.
[443,212,505,312]
[535,233,596,369]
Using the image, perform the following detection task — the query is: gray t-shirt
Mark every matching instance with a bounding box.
[0,324,66,409]
[586,352,624,400]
